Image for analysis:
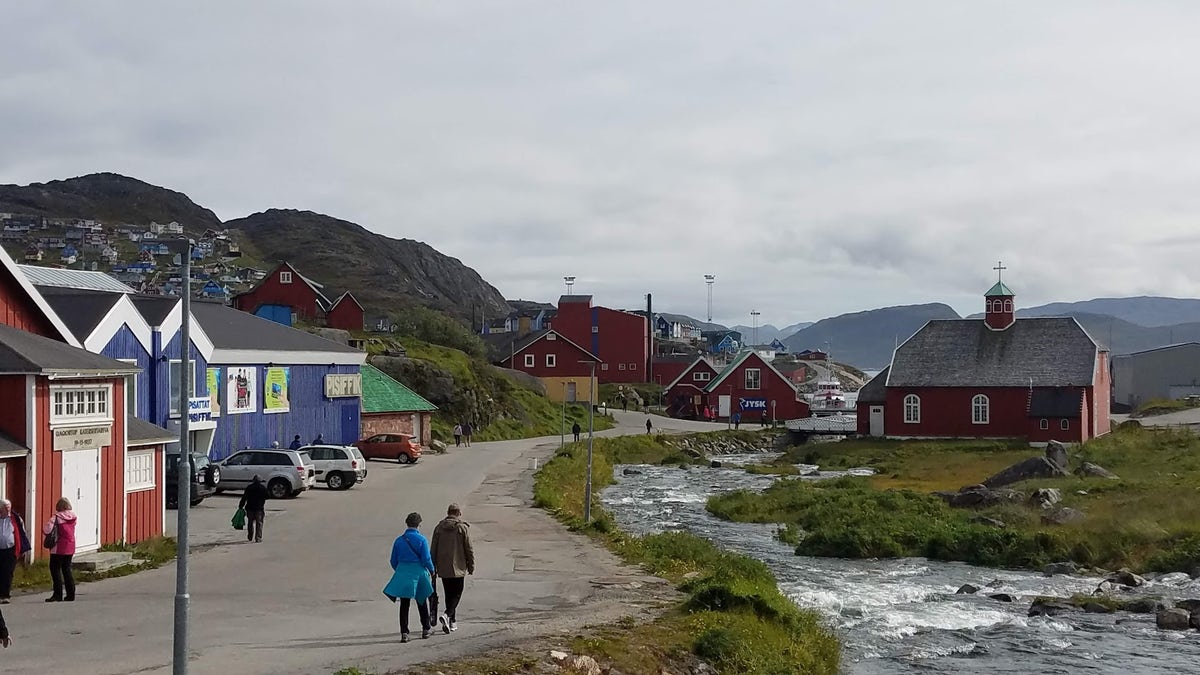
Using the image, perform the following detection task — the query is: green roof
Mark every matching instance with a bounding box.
[361,364,438,413]
[985,280,1015,297]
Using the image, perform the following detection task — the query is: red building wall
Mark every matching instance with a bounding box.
[0,265,58,337]
[707,354,808,421]
[233,265,323,322]
[362,412,433,446]
[1092,353,1112,437]
[326,298,364,331]
[883,386,1090,443]
[552,300,648,384]
[505,334,596,378]
[652,360,689,387]
[125,446,164,544]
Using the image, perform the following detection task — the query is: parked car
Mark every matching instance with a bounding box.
[354,434,422,464]
[303,444,367,490]
[215,448,316,499]
[165,449,221,509]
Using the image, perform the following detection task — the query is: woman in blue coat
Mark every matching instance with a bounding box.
[383,512,435,641]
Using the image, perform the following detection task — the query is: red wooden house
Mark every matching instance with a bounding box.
[704,351,810,423]
[493,328,602,403]
[550,295,648,385]
[326,292,366,331]
[857,274,1111,444]
[0,246,168,558]
[665,357,720,419]
[233,262,364,331]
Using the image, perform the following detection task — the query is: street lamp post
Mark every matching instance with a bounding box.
[561,381,568,449]
[750,310,761,347]
[580,361,597,522]
[564,276,576,295]
[705,274,716,323]
[173,237,195,675]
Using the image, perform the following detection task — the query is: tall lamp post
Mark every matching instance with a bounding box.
[172,237,195,675]
[564,276,576,295]
[560,381,569,449]
[750,310,761,347]
[705,274,716,323]
[580,361,597,522]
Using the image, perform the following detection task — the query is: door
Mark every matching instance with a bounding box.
[61,448,100,551]
[309,447,330,479]
[718,395,731,418]
[411,414,422,446]
[565,381,577,403]
[869,406,885,437]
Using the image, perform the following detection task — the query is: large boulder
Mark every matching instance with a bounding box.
[983,457,1068,488]
[1108,568,1148,588]
[989,593,1015,603]
[956,584,979,595]
[1041,507,1086,526]
[1045,441,1071,472]
[1075,462,1119,480]
[429,439,448,454]
[1083,601,1115,614]
[1029,488,1062,509]
[947,486,1026,509]
[1121,597,1164,614]
[1156,608,1192,630]
[1176,599,1200,613]
[1043,561,1079,577]
[1029,598,1075,617]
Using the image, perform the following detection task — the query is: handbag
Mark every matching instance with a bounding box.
[231,508,246,530]
[43,516,58,550]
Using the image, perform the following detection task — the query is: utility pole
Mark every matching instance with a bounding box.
[561,381,568,450]
[173,237,194,675]
[705,274,715,323]
[582,361,597,523]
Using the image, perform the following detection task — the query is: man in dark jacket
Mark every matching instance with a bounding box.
[289,435,303,450]
[571,422,581,442]
[0,499,30,603]
[239,475,269,543]
[429,503,475,633]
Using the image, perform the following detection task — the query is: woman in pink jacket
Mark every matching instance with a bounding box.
[43,498,77,602]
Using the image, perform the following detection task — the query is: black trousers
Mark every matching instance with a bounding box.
[50,553,75,600]
[439,576,465,622]
[398,597,430,634]
[0,547,15,598]
[246,510,265,542]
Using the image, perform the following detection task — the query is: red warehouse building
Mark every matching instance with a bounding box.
[233,262,364,331]
[550,295,648,384]
[651,354,698,388]
[493,328,602,403]
[705,351,810,423]
[857,272,1111,444]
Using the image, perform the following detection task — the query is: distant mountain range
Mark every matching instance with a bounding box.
[729,322,814,344]
[783,303,961,368]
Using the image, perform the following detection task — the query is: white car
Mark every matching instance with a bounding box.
[303,444,368,490]
[216,448,316,498]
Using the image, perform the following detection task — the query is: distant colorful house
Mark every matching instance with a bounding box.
[232,262,364,331]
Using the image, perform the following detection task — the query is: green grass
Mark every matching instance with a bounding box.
[532,434,840,674]
[1133,397,1200,418]
[713,427,1200,573]
[14,536,177,592]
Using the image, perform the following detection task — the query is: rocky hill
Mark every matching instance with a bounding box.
[968,296,1200,328]
[226,209,509,322]
[783,303,961,368]
[0,173,222,231]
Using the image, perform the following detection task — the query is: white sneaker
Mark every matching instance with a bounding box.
[449,620,457,632]
[439,614,450,634]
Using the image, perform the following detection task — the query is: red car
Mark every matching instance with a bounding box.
[354,434,422,464]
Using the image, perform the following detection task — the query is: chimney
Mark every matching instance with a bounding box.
[517,314,532,338]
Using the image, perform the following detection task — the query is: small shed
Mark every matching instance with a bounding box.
[360,364,437,446]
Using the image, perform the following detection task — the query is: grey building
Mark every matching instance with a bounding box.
[1111,343,1200,410]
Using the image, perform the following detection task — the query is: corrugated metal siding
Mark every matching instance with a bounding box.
[152,332,210,428]
[101,325,153,420]
[0,265,58,337]
[208,364,361,460]
[16,265,137,293]
[125,447,164,543]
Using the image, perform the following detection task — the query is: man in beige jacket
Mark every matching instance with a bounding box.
[429,503,475,633]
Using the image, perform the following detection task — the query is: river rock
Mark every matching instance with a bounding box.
[983,457,1069,488]
[1177,599,1200,613]
[1041,507,1086,525]
[989,593,1015,603]
[709,460,723,468]
[1192,612,1200,631]
[970,515,1007,528]
[1075,462,1119,480]
[1120,598,1165,614]
[430,439,448,454]
[1045,440,1071,472]
[1043,562,1079,577]
[1083,601,1115,614]
[956,584,980,595]
[1108,568,1147,588]
[1029,598,1075,617]
[985,579,1005,589]
[1093,580,1116,595]
[1029,488,1062,509]
[622,468,644,475]
[947,486,1025,509]
[1157,608,1192,630]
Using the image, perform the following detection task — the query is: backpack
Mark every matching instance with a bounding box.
[43,516,58,550]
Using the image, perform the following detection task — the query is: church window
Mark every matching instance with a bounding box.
[1060,419,1070,430]
[1039,418,1049,430]
[1003,299,1013,313]
[903,394,920,423]
[972,394,990,424]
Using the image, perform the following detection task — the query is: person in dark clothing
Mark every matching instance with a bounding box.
[462,422,473,447]
[0,606,9,647]
[760,411,768,427]
[733,412,741,430]
[430,503,475,634]
[571,422,581,442]
[645,418,653,434]
[311,434,324,445]
[239,475,269,543]
[289,435,303,450]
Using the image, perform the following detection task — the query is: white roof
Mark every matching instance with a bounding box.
[18,265,136,294]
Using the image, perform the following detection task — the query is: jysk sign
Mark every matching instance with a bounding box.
[739,398,768,411]
[53,425,112,451]
[325,373,362,398]
[188,397,212,423]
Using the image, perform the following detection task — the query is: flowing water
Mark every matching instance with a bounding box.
[601,454,1200,674]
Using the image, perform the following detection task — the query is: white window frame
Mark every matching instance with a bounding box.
[601,363,609,371]
[744,368,761,390]
[279,270,293,284]
[118,358,138,417]
[630,363,637,371]
[903,394,921,424]
[546,354,557,367]
[971,394,990,425]
[169,359,197,418]
[126,449,155,492]
[546,333,557,341]
[1039,418,1049,430]
[693,371,712,382]
[619,363,626,371]
[523,354,535,368]
[50,384,114,425]
[1061,419,1070,430]
[591,326,599,333]
[1003,299,1013,313]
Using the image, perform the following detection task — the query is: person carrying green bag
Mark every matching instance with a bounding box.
[231,507,246,530]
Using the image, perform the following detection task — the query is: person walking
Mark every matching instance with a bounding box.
[452,424,462,448]
[0,607,9,647]
[430,503,475,634]
[572,422,581,442]
[384,512,436,642]
[0,499,30,604]
[43,498,77,602]
[645,418,653,434]
[733,412,741,430]
[311,433,325,445]
[239,475,269,543]
[462,422,473,447]
[289,435,303,450]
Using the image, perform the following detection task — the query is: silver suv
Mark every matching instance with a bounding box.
[304,444,367,490]
[215,448,316,499]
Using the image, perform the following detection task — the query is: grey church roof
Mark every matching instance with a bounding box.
[856,367,890,404]
[887,318,1099,388]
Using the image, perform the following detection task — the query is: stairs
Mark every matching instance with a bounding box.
[71,551,136,573]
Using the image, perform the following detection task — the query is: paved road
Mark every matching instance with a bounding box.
[1,412,720,675]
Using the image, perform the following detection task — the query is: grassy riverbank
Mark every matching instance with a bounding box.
[533,434,840,674]
[712,426,1200,573]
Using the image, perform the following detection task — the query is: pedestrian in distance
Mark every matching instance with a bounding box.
[760,411,768,428]
[430,503,475,634]
[572,422,581,442]
[384,512,436,642]
[462,422,473,447]
[733,412,741,430]
[0,499,31,604]
[43,497,77,602]
[645,418,653,434]
[239,475,269,543]
[452,424,462,448]
[311,433,324,445]
[289,435,303,450]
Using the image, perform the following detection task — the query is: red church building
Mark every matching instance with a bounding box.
[550,295,648,384]
[857,272,1111,444]
[233,262,365,331]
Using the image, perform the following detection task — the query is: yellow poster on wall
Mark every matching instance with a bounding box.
[264,367,290,414]
[206,367,221,416]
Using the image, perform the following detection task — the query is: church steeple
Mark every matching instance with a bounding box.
[984,261,1015,330]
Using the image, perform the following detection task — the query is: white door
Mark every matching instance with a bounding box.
[61,448,100,551]
[411,414,422,445]
[566,382,578,403]
[718,395,731,418]
[869,406,885,437]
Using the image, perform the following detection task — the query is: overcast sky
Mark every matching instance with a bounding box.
[3,1,1199,327]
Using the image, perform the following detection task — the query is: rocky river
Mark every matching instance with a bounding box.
[601,453,1200,674]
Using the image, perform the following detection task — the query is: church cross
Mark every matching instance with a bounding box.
[993,260,1007,282]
